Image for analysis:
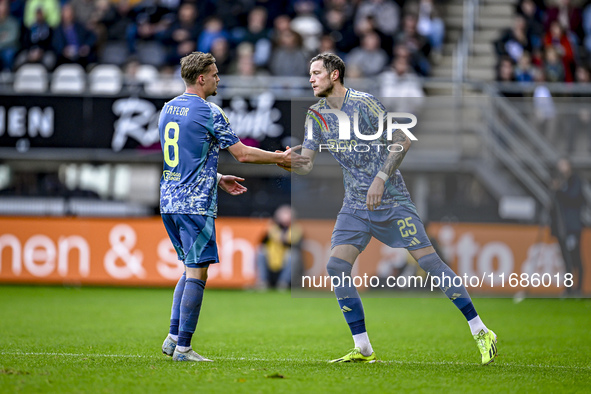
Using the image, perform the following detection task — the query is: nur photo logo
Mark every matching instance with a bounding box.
[307,109,418,152]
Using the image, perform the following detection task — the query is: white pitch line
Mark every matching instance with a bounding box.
[1,352,589,371]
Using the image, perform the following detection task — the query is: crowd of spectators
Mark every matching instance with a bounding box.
[495,0,591,84]
[0,0,444,83]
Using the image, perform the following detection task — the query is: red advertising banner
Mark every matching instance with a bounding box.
[0,217,268,287]
[0,217,589,295]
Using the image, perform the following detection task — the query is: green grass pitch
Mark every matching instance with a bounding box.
[1,286,590,393]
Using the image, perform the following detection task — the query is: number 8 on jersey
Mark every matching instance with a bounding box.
[164,121,180,167]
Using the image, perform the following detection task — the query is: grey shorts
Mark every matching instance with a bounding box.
[331,204,432,252]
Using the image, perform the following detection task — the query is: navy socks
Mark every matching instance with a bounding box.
[417,252,478,321]
[326,257,366,335]
[169,272,186,336]
[177,278,206,348]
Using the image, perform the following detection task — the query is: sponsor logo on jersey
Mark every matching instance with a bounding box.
[163,170,181,181]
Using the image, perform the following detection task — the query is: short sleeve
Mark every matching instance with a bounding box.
[210,102,240,149]
[302,109,323,151]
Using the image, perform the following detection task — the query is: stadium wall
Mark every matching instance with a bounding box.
[0,217,589,295]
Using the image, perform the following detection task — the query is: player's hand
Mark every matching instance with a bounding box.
[219,175,247,196]
[278,145,310,170]
[275,147,291,172]
[366,177,385,211]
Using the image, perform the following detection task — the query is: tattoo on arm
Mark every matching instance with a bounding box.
[380,129,410,177]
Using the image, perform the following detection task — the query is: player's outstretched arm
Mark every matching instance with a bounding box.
[277,147,317,175]
[226,141,310,169]
[366,129,412,210]
[217,174,247,195]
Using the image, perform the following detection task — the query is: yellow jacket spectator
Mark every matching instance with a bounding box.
[24,0,61,28]
[256,205,303,290]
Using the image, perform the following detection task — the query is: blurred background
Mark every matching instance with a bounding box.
[0,0,589,295]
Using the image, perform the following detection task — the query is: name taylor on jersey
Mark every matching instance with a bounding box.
[164,105,190,116]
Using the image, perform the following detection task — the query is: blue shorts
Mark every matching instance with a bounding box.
[331,203,432,252]
[162,214,219,268]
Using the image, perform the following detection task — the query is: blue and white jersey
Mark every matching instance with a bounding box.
[159,93,240,216]
[302,88,411,210]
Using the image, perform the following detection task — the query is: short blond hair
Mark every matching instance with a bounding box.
[180,52,216,86]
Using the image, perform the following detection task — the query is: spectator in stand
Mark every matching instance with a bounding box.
[253,0,290,26]
[270,14,291,44]
[231,7,272,68]
[14,7,55,70]
[322,7,358,55]
[291,0,324,53]
[96,0,135,65]
[230,41,270,77]
[325,0,355,19]
[255,204,303,291]
[24,0,60,28]
[53,3,97,67]
[394,12,431,76]
[347,31,388,77]
[356,14,393,59]
[496,56,516,83]
[584,1,591,54]
[543,45,566,82]
[269,29,308,77]
[210,37,232,75]
[515,51,536,82]
[197,16,229,54]
[122,56,143,91]
[379,55,425,113]
[0,0,20,71]
[516,0,546,50]
[495,15,531,64]
[573,65,591,151]
[128,0,174,67]
[392,42,424,78]
[70,0,98,30]
[545,0,583,42]
[213,0,251,31]
[86,0,111,52]
[9,0,25,23]
[232,42,255,76]
[355,0,400,36]
[346,62,363,78]
[416,0,445,61]
[318,34,338,55]
[575,63,591,82]
[544,21,575,82]
[162,2,200,67]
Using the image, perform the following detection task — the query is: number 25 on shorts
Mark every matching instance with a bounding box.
[164,121,180,167]
[397,217,417,238]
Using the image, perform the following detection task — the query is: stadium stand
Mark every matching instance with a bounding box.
[1,0,590,224]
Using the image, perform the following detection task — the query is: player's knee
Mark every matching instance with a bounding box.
[326,256,353,277]
[186,266,209,281]
[417,252,446,273]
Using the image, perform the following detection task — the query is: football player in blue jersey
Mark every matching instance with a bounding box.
[286,53,498,365]
[159,51,309,362]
